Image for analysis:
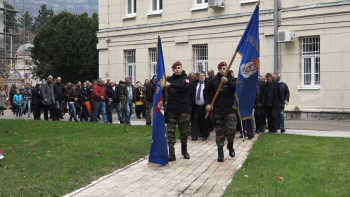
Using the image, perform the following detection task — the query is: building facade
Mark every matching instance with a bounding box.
[97,0,350,119]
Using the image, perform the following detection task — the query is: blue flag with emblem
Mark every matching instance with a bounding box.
[149,36,168,165]
[234,5,260,120]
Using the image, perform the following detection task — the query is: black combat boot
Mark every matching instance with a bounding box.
[181,143,190,159]
[168,147,176,161]
[227,142,235,158]
[218,147,224,162]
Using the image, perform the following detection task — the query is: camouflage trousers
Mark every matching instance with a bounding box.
[167,112,190,147]
[213,113,237,147]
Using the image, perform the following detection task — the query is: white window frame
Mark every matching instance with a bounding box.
[126,0,136,17]
[125,50,136,85]
[149,48,157,79]
[240,0,259,5]
[149,0,163,15]
[301,36,320,89]
[194,0,208,9]
[193,44,208,73]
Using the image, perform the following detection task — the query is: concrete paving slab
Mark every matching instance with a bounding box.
[63,133,258,197]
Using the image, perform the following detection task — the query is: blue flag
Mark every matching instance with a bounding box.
[234,5,260,120]
[148,37,168,165]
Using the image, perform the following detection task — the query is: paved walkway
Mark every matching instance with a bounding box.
[64,133,258,197]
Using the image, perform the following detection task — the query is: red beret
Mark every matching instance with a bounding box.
[217,61,227,69]
[172,61,182,69]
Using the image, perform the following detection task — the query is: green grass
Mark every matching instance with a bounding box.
[223,134,350,197]
[0,120,152,196]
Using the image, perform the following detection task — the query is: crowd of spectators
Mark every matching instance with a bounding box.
[0,76,153,125]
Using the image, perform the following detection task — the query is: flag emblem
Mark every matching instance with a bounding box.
[155,97,164,115]
[240,58,260,78]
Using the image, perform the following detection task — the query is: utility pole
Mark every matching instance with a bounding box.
[274,0,279,74]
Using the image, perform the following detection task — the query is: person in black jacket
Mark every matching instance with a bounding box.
[9,85,16,114]
[67,84,79,122]
[273,74,290,133]
[260,73,283,133]
[106,80,120,123]
[134,81,145,119]
[63,82,72,116]
[254,75,264,133]
[119,78,136,125]
[31,83,43,120]
[190,72,210,141]
[116,81,125,123]
[145,75,156,125]
[54,77,66,120]
[204,62,237,162]
[79,82,91,122]
[165,61,192,161]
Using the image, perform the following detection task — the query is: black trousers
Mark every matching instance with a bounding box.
[135,104,145,118]
[43,104,56,121]
[80,104,90,122]
[263,106,279,132]
[191,105,210,138]
[32,104,42,120]
[254,106,264,132]
[0,106,4,115]
[146,101,152,125]
[106,102,119,123]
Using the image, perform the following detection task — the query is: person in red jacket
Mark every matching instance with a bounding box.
[92,78,108,123]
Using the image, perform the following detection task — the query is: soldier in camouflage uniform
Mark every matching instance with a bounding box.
[204,62,237,162]
[165,61,192,161]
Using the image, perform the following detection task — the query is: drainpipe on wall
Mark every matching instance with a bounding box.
[274,0,279,74]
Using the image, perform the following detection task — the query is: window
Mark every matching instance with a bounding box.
[301,37,320,88]
[149,48,157,79]
[151,0,162,13]
[193,44,208,73]
[126,0,136,16]
[125,50,136,84]
[196,0,208,8]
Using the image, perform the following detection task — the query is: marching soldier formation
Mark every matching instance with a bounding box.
[161,61,289,162]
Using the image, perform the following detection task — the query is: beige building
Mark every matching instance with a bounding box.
[97,0,350,119]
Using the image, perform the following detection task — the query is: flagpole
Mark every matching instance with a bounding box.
[241,121,245,142]
[205,0,260,119]
[205,50,238,119]
[157,35,168,102]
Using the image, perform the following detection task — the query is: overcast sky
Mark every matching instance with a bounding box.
[5,0,98,16]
